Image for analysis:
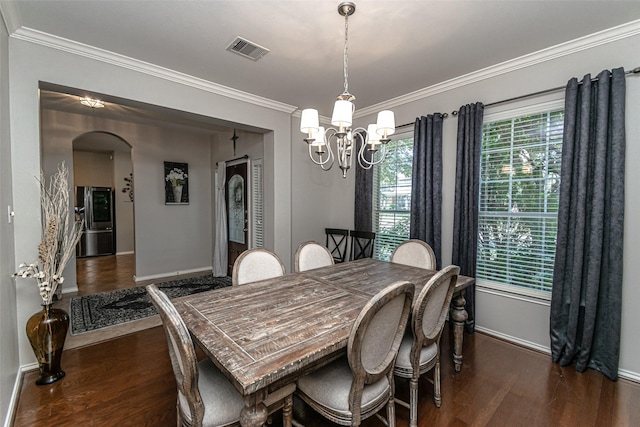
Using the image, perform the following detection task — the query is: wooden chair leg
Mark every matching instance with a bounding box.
[434,360,442,408]
[386,395,396,427]
[409,378,419,427]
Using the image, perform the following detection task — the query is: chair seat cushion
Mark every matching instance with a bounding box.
[394,333,438,377]
[296,357,390,419]
[181,360,296,426]
[178,359,245,426]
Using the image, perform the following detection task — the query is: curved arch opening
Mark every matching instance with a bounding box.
[72,131,135,295]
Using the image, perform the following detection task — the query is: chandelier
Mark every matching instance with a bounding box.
[300,2,395,178]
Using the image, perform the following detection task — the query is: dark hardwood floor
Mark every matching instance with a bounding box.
[75,253,136,295]
[13,322,640,426]
[13,255,640,426]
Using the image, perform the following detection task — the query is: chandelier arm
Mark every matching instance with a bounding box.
[335,134,347,170]
[308,144,334,167]
[323,132,336,170]
[355,131,374,169]
[307,127,338,168]
[356,128,388,169]
[367,144,388,166]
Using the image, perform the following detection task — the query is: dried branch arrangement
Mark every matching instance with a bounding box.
[14,162,84,305]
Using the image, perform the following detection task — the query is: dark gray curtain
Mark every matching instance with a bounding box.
[452,102,484,333]
[550,68,625,381]
[410,114,444,268]
[354,135,373,232]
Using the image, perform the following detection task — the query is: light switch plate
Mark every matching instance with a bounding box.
[7,205,14,224]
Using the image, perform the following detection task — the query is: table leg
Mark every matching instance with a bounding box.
[239,389,268,427]
[283,394,293,427]
[450,291,468,372]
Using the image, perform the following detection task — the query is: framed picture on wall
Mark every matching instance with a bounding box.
[164,161,189,204]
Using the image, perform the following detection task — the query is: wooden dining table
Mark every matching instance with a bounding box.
[173,258,474,427]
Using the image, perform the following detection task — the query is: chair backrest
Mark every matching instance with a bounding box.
[232,248,286,286]
[350,230,376,260]
[347,281,414,418]
[391,239,437,270]
[412,265,459,353]
[294,241,335,272]
[325,228,349,263]
[146,284,204,426]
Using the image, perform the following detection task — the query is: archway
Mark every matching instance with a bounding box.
[72,131,135,295]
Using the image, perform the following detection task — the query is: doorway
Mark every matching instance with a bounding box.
[72,131,135,296]
[226,161,248,276]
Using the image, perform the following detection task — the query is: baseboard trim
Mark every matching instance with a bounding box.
[134,266,213,283]
[476,326,640,383]
[475,326,551,354]
[618,369,640,383]
[62,284,79,294]
[116,251,134,256]
[3,364,38,427]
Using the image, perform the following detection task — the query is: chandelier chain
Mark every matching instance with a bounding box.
[343,13,349,94]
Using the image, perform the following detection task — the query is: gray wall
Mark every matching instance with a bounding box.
[0,14,18,426]
[112,149,135,254]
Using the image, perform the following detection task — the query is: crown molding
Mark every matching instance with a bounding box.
[0,0,20,34]
[10,27,298,114]
[10,16,640,119]
[291,109,332,126]
[356,19,640,118]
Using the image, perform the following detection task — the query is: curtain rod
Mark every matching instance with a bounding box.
[397,66,640,128]
[482,67,640,110]
[216,154,248,166]
[396,112,448,129]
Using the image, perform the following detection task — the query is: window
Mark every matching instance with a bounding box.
[478,103,564,296]
[373,134,413,260]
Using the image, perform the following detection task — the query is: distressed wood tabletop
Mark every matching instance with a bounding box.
[173,258,473,398]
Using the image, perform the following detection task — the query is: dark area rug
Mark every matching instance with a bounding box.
[70,274,231,335]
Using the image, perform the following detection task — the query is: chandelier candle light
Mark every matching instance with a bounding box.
[300,2,395,178]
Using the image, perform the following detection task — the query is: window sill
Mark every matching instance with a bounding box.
[476,279,551,306]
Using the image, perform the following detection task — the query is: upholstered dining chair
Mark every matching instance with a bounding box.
[349,230,376,260]
[146,284,295,427]
[391,239,437,270]
[295,281,415,427]
[393,265,459,427]
[232,248,286,286]
[325,228,350,263]
[294,241,335,272]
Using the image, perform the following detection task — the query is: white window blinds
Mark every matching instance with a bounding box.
[251,159,264,248]
[373,136,413,260]
[478,108,564,294]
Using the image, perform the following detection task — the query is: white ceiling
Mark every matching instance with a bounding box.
[5,0,640,124]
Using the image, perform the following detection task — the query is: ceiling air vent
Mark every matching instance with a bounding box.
[226,37,269,61]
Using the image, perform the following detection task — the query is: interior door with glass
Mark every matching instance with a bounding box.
[226,162,248,276]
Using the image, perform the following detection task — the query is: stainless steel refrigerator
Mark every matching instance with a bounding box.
[75,186,116,257]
